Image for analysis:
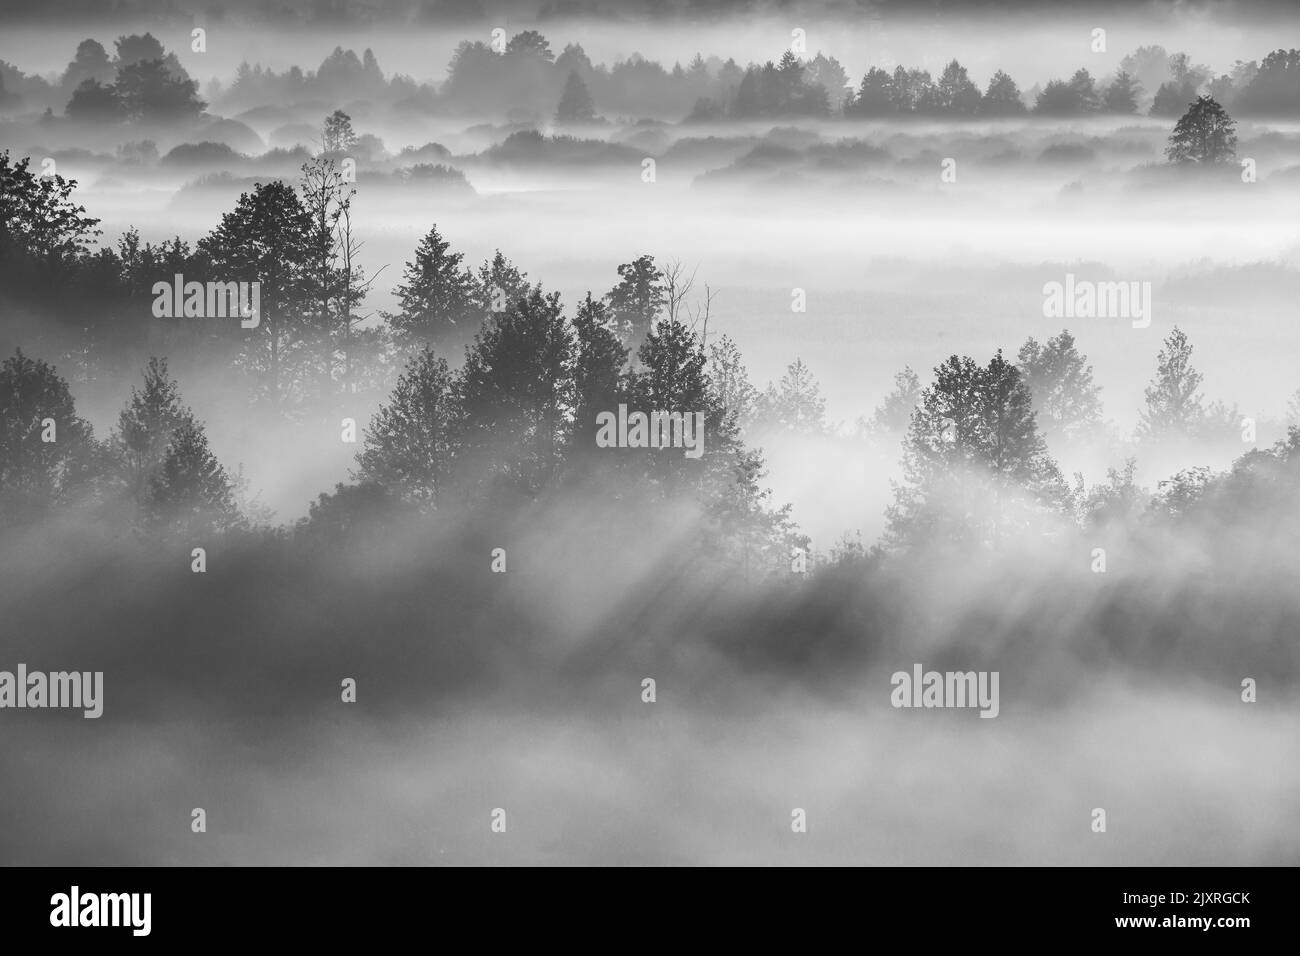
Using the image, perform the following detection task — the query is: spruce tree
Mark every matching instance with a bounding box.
[146,420,241,536]
[980,70,1027,115]
[114,356,192,505]
[353,347,457,511]
[1103,71,1141,113]
[555,70,596,123]
[390,225,477,348]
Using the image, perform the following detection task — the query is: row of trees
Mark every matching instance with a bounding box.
[742,324,1258,457]
[6,309,1291,565]
[0,351,240,535]
[5,30,1296,126]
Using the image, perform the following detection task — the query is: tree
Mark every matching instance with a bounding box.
[1139,326,1204,440]
[707,335,759,432]
[505,30,554,61]
[980,70,1026,115]
[199,181,317,411]
[61,39,114,96]
[0,149,101,272]
[804,53,850,113]
[1034,79,1083,115]
[455,288,575,500]
[850,67,894,116]
[0,349,97,521]
[322,109,357,153]
[891,66,934,113]
[1068,68,1101,112]
[759,358,827,434]
[605,254,665,354]
[66,78,123,121]
[1150,80,1197,117]
[886,352,1068,551]
[475,250,531,317]
[113,33,166,70]
[569,292,628,454]
[146,419,241,536]
[115,58,205,122]
[299,156,369,403]
[113,356,193,506]
[869,366,922,434]
[1103,71,1141,113]
[936,59,982,114]
[1166,96,1238,164]
[625,317,728,495]
[1016,330,1104,445]
[1236,48,1300,115]
[353,347,457,511]
[555,70,596,123]
[389,225,477,348]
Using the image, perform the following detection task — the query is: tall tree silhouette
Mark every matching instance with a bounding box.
[146,420,241,537]
[1139,326,1204,440]
[200,181,315,412]
[389,225,477,350]
[0,349,97,523]
[455,288,575,500]
[605,254,665,356]
[354,347,457,512]
[113,356,193,507]
[555,70,596,123]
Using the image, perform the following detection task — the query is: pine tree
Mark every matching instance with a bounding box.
[555,70,596,123]
[1139,326,1205,439]
[353,347,457,511]
[936,59,982,114]
[1103,71,1141,113]
[707,335,759,432]
[570,293,628,454]
[980,70,1026,115]
[850,67,895,116]
[1068,68,1101,112]
[389,225,477,348]
[475,250,531,317]
[456,288,575,499]
[759,358,827,433]
[114,356,193,505]
[146,419,241,536]
[1166,95,1237,163]
[870,366,922,434]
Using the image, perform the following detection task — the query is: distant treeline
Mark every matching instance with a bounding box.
[2,30,1299,124]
